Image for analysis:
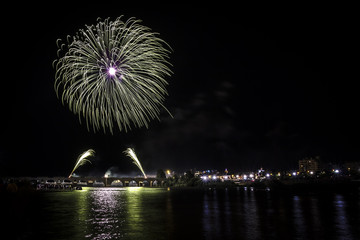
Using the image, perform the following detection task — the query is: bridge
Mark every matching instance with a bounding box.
[14,176,164,187]
[71,176,160,187]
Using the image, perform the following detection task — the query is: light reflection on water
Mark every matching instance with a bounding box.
[30,187,360,240]
[85,188,126,239]
[293,195,306,238]
[334,194,351,239]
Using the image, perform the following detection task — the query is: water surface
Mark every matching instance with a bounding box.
[4,187,360,239]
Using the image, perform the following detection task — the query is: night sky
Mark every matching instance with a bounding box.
[1,4,358,177]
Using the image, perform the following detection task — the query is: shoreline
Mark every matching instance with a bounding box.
[1,177,360,195]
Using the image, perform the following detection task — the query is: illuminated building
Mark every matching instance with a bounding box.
[299,157,319,173]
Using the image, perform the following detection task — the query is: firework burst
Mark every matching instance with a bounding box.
[68,149,95,178]
[54,16,172,133]
[124,148,147,178]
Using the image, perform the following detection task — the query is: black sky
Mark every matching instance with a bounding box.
[1,3,358,177]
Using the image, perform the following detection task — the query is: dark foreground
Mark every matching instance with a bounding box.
[1,186,360,240]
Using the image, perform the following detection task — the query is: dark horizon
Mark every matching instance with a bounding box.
[1,4,358,177]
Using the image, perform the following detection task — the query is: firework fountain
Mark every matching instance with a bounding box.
[124,148,147,178]
[68,149,95,178]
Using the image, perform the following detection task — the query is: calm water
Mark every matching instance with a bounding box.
[4,187,360,240]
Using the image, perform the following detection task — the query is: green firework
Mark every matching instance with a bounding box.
[68,149,95,178]
[54,16,172,133]
[124,148,147,178]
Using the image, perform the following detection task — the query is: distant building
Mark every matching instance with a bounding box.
[345,161,360,173]
[299,157,319,173]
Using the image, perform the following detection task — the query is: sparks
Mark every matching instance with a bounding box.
[124,148,147,178]
[108,67,116,76]
[54,16,173,134]
[68,149,95,178]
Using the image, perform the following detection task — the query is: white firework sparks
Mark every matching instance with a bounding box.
[124,148,147,178]
[68,149,95,178]
[54,16,173,133]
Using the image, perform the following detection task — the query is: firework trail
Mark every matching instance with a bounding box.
[68,149,95,178]
[124,148,147,178]
[54,16,173,134]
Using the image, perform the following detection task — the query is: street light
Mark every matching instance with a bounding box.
[104,174,108,186]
